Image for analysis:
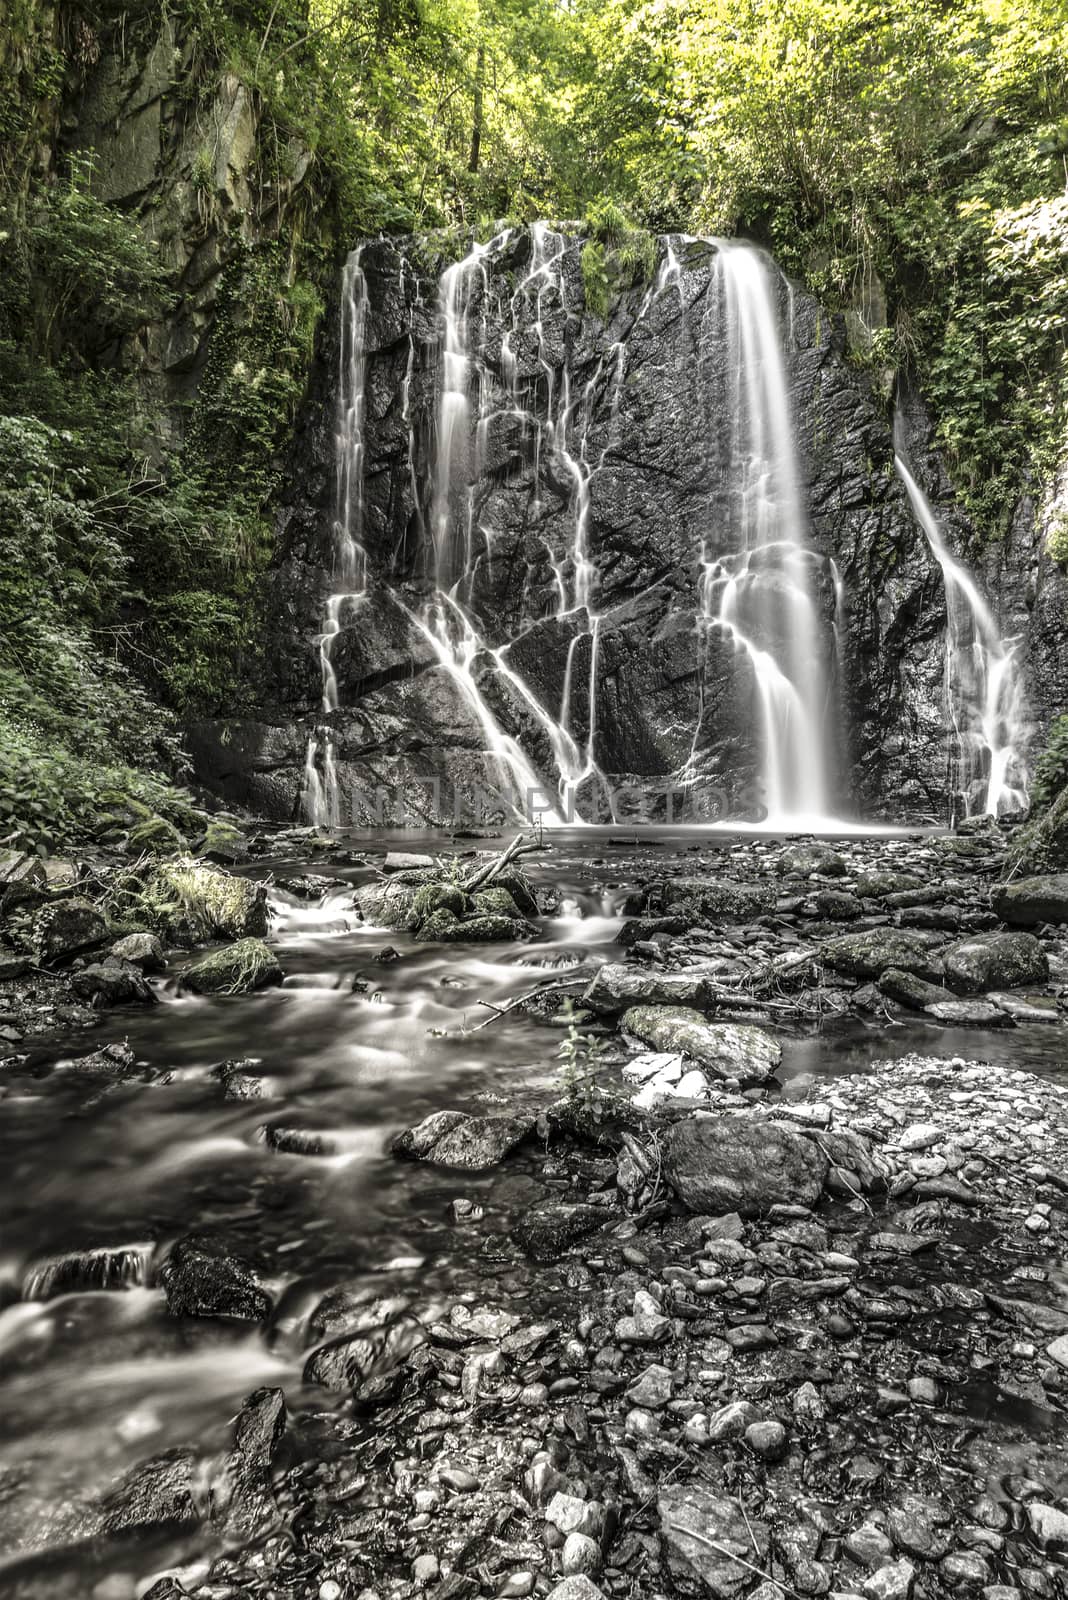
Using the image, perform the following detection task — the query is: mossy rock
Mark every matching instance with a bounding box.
[33,898,109,964]
[440,914,535,943]
[127,815,186,857]
[182,938,283,996]
[471,887,523,919]
[357,880,419,930]
[143,858,268,946]
[413,882,470,923]
[197,820,250,864]
[416,906,462,941]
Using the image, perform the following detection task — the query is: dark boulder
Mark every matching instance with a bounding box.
[158,1238,271,1322]
[100,1449,200,1534]
[821,928,945,981]
[71,956,156,1007]
[33,899,107,963]
[513,1203,609,1261]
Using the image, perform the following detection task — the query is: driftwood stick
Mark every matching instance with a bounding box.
[462,832,534,893]
[465,976,588,1030]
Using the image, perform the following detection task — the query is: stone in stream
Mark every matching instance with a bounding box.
[878,968,952,1010]
[392,1108,535,1169]
[109,931,166,970]
[158,1238,272,1322]
[640,877,776,921]
[620,1005,781,1084]
[71,956,156,1006]
[304,1312,427,1394]
[100,1448,201,1534]
[22,1243,151,1300]
[182,937,283,995]
[582,963,716,1015]
[145,859,269,944]
[777,844,848,878]
[213,1386,287,1535]
[60,1041,140,1078]
[659,1483,769,1599]
[941,930,1048,993]
[924,998,1014,1026]
[383,851,437,872]
[662,1116,827,1215]
[821,928,946,981]
[514,1203,608,1261]
[418,908,536,942]
[357,879,420,929]
[615,916,689,947]
[262,1124,340,1155]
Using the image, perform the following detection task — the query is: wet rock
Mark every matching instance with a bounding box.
[546,1579,605,1600]
[182,938,283,995]
[616,916,689,947]
[158,1238,271,1322]
[663,1116,827,1214]
[745,1419,787,1458]
[61,1041,140,1078]
[821,929,945,981]
[1025,1504,1068,1547]
[384,851,436,872]
[659,1483,769,1599]
[516,1204,608,1261]
[33,899,108,963]
[863,1561,915,1600]
[145,859,268,944]
[392,1109,535,1170]
[561,1533,602,1575]
[942,931,1048,994]
[642,877,776,921]
[924,999,1012,1026]
[846,1522,895,1566]
[263,1124,338,1155]
[100,1449,200,1534]
[547,1493,604,1538]
[357,879,419,929]
[625,1363,674,1409]
[304,1313,426,1392]
[109,931,167,971]
[71,957,156,1006]
[1045,1334,1068,1368]
[214,1386,287,1534]
[878,968,952,1010]
[887,1498,952,1560]
[991,874,1068,927]
[22,1243,149,1300]
[582,964,716,1014]
[941,1553,993,1588]
[707,1399,759,1439]
[621,1006,781,1084]
[779,845,848,878]
[427,911,537,942]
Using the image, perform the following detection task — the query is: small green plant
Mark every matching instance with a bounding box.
[1030,712,1068,815]
[1048,511,1068,565]
[556,998,611,1120]
[581,199,657,319]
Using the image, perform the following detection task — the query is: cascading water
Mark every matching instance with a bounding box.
[691,240,833,824]
[894,446,1028,818]
[302,247,371,827]
[299,228,845,830]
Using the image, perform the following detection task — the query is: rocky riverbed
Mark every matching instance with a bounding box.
[1,822,1068,1600]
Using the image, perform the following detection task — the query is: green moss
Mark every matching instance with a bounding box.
[127,816,186,856]
[471,887,523,919]
[143,857,267,944]
[413,882,469,922]
[581,201,657,319]
[182,937,282,996]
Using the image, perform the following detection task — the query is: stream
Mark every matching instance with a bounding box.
[2,830,1067,1591]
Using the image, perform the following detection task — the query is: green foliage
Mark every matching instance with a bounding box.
[573,0,1068,535]
[1030,713,1068,816]
[581,198,657,317]
[556,997,611,1120]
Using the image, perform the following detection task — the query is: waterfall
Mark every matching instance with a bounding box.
[302,248,371,827]
[696,240,833,825]
[894,448,1028,818]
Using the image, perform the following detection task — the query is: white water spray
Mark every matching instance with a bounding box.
[694,240,833,825]
[303,248,372,826]
[894,449,1028,817]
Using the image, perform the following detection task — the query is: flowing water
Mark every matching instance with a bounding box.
[2,832,1067,1588]
[300,228,844,832]
[895,449,1028,818]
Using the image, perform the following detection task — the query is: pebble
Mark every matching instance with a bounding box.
[412,1554,439,1584]
[745,1419,787,1458]
[863,1560,916,1600]
[318,1584,343,1600]
[1025,1503,1068,1546]
[561,1532,602,1575]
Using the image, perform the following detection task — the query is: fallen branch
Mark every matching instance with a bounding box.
[462,832,540,893]
[465,976,588,1030]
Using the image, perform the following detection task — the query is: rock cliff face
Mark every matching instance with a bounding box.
[187,227,1068,827]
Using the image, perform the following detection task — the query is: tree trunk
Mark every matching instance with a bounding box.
[468,43,484,173]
